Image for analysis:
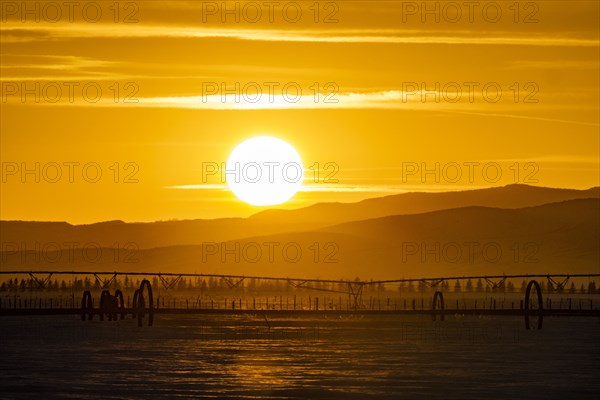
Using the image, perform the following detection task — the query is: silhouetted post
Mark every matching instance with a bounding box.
[294,295,296,310]
[412,298,415,310]
[253,297,256,309]
[309,296,311,310]
[315,297,319,311]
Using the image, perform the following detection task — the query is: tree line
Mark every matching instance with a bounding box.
[1,277,598,294]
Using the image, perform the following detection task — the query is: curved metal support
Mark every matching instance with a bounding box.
[114,289,125,320]
[136,279,154,327]
[132,289,140,319]
[432,291,445,321]
[100,290,111,321]
[524,280,543,330]
[81,290,93,321]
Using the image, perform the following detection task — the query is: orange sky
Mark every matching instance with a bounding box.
[1,0,599,223]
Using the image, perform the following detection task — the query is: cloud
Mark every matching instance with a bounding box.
[2,24,598,47]
[4,85,596,127]
[164,183,493,194]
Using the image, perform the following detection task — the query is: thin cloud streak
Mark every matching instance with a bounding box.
[2,24,598,47]
[8,88,595,127]
[439,110,600,127]
[163,183,485,194]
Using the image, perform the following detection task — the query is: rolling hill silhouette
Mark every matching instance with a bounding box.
[2,197,598,280]
[1,184,598,250]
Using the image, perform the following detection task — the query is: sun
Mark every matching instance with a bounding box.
[226,136,303,206]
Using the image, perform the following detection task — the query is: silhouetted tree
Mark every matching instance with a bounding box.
[465,279,473,292]
[588,281,597,294]
[454,280,461,292]
[507,281,515,292]
[476,278,484,292]
[520,280,527,293]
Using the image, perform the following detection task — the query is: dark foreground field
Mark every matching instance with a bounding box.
[1,314,599,399]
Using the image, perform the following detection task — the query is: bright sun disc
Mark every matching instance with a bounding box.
[226,136,303,206]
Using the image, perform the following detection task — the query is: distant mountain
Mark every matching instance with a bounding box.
[249,184,600,227]
[3,198,598,280]
[1,185,598,250]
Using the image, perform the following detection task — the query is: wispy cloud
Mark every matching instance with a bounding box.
[164,183,493,194]
[2,24,598,46]
[506,60,600,70]
[165,183,407,194]
[0,55,116,70]
[4,87,595,127]
[438,110,600,127]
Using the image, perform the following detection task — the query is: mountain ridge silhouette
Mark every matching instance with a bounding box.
[1,184,598,250]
